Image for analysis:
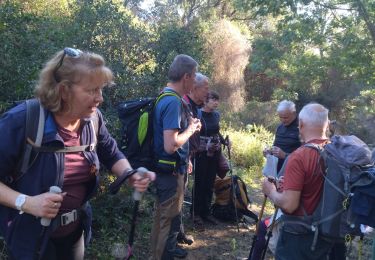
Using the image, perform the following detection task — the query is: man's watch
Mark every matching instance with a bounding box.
[15,194,28,214]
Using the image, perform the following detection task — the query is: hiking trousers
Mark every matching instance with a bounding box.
[150,173,184,260]
[275,228,334,260]
[193,152,218,218]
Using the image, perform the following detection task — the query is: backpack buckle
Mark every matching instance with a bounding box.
[88,143,96,152]
[60,209,78,226]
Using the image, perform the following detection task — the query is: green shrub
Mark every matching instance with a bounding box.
[221,124,273,169]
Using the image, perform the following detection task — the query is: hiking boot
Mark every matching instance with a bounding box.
[177,232,194,245]
[167,245,188,258]
[202,215,218,225]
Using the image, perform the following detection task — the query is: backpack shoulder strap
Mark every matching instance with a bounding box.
[18,99,45,178]
[234,176,250,209]
[89,110,99,150]
[304,143,323,152]
[155,91,180,105]
[197,109,202,119]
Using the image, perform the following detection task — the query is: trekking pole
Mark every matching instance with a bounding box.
[260,206,279,260]
[34,186,62,260]
[225,135,240,233]
[125,167,148,260]
[248,195,267,260]
[110,167,149,260]
[192,156,196,225]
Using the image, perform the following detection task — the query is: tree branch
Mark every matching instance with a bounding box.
[354,0,375,45]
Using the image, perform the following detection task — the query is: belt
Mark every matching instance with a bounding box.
[53,209,82,229]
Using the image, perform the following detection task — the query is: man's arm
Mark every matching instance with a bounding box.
[262,179,301,214]
[163,117,201,154]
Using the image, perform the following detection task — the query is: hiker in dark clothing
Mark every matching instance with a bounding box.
[250,100,301,260]
[0,48,155,260]
[177,73,209,245]
[184,73,210,118]
[193,91,225,227]
[267,100,301,172]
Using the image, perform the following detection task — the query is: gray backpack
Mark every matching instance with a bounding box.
[282,135,375,250]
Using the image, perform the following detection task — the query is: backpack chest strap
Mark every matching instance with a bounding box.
[27,138,96,153]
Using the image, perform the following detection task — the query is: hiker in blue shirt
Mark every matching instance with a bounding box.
[150,54,201,260]
[0,48,155,260]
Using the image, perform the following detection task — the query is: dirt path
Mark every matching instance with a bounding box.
[176,184,373,260]
[131,180,373,260]
[178,185,275,260]
[180,217,272,260]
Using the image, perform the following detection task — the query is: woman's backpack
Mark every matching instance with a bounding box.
[212,175,258,222]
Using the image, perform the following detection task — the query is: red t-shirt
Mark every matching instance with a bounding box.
[52,125,95,237]
[283,139,329,216]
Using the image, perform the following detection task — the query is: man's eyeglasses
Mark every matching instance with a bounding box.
[53,47,82,82]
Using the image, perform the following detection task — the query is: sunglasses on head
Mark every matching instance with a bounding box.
[53,47,82,82]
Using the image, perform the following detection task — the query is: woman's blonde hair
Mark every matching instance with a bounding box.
[35,49,113,112]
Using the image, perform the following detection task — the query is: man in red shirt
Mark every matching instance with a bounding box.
[262,103,334,260]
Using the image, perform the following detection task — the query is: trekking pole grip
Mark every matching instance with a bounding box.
[41,186,62,226]
[133,167,148,201]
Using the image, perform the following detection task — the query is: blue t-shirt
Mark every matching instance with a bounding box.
[153,88,189,174]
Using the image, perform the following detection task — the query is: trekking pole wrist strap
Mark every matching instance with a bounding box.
[109,168,137,194]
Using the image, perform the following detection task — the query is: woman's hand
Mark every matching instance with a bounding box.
[23,192,65,219]
[128,170,156,193]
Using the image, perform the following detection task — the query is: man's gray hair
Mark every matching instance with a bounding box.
[299,103,329,127]
[168,54,198,82]
[194,72,209,87]
[277,100,296,113]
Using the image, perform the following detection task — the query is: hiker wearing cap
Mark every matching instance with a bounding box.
[262,103,334,260]
[150,54,201,260]
[0,48,155,260]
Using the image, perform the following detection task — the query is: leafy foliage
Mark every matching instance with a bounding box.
[0,0,374,258]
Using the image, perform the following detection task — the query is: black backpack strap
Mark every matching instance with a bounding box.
[234,176,250,209]
[16,99,45,181]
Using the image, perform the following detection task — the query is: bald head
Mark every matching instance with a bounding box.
[299,103,329,142]
[299,103,329,128]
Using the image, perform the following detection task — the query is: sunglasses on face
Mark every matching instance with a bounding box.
[53,47,82,82]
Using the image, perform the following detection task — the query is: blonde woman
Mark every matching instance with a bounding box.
[0,48,155,259]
